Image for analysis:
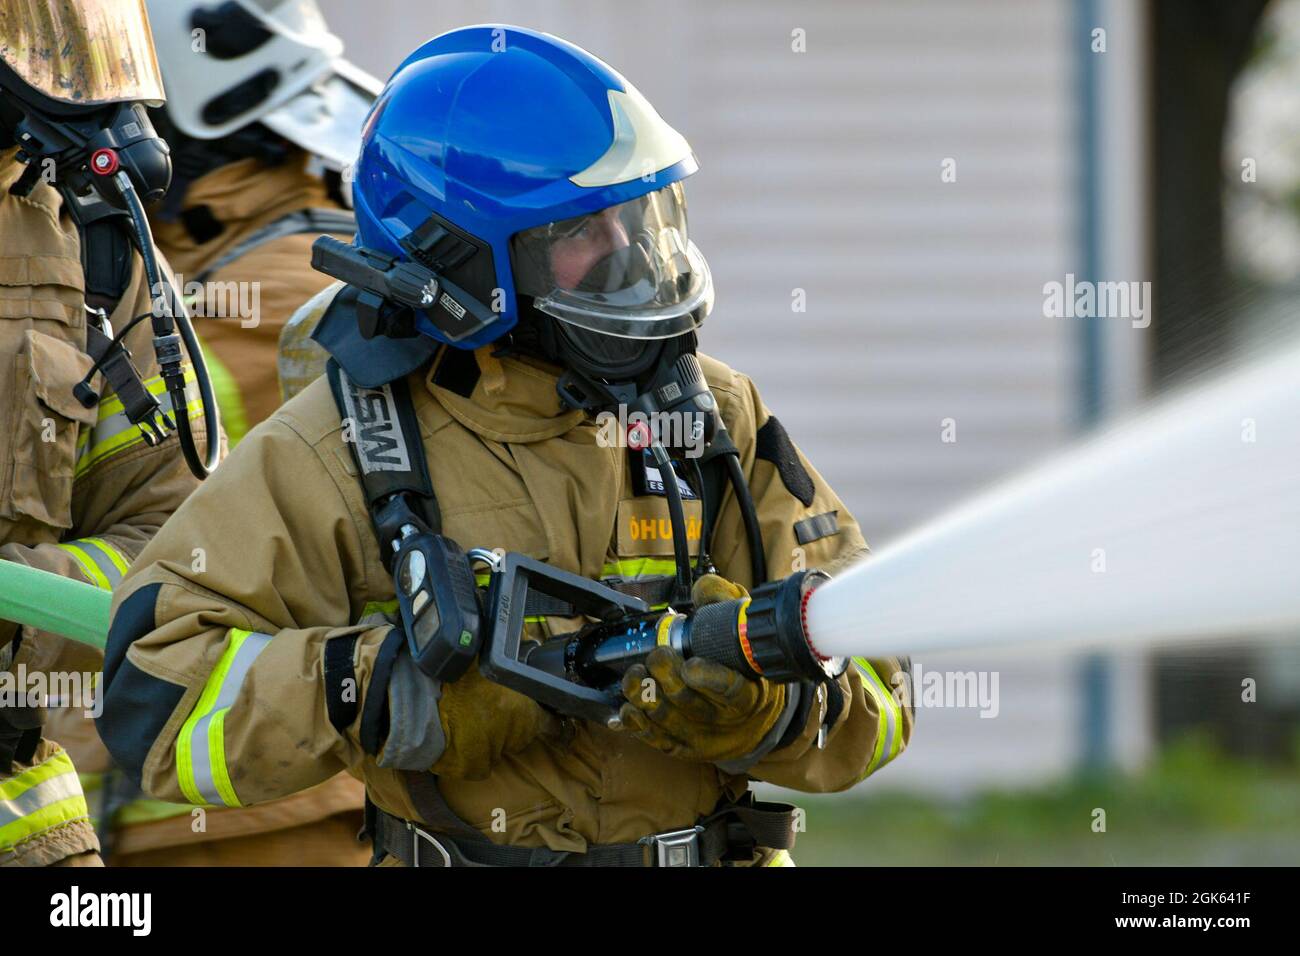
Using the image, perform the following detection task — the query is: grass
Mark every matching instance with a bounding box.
[781,737,1300,866]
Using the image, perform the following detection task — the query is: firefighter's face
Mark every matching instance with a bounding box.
[549,205,630,290]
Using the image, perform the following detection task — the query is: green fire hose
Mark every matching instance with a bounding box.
[0,560,111,651]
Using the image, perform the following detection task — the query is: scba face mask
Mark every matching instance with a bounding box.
[511,181,714,378]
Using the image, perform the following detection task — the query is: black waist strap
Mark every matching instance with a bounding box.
[373,809,661,867]
[369,794,798,868]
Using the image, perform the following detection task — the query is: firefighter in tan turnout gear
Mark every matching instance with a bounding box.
[100,26,913,866]
[0,0,213,867]
[44,0,379,868]
[143,0,379,446]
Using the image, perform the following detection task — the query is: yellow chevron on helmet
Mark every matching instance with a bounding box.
[571,84,695,189]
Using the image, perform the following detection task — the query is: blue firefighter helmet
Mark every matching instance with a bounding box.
[351,24,712,352]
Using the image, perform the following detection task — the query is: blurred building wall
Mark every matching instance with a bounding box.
[317,0,1153,792]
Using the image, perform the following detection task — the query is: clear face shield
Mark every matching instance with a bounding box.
[0,0,165,107]
[511,181,713,371]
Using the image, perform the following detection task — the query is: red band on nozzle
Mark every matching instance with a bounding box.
[800,580,830,662]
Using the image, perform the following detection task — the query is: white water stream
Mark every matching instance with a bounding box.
[805,344,1300,660]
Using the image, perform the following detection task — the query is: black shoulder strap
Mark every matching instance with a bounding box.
[401,771,489,842]
[326,358,441,557]
[78,310,171,446]
[193,207,357,286]
[324,358,488,847]
[697,428,739,563]
[326,357,439,520]
[79,219,135,311]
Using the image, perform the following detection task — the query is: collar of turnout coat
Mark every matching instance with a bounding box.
[426,346,587,445]
[0,148,76,228]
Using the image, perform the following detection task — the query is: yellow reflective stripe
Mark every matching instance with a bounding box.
[57,537,130,590]
[78,772,192,827]
[115,798,192,826]
[0,796,89,850]
[0,749,89,850]
[94,373,164,422]
[208,710,239,808]
[872,659,903,764]
[0,748,77,801]
[76,369,200,477]
[361,599,399,619]
[601,557,679,580]
[471,560,676,617]
[201,344,249,447]
[475,560,678,588]
[93,369,193,421]
[176,628,272,807]
[56,542,110,590]
[76,393,204,477]
[764,849,796,867]
[853,657,903,779]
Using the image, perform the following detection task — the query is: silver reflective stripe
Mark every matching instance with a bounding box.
[79,407,134,462]
[188,631,272,806]
[880,685,897,762]
[0,767,84,828]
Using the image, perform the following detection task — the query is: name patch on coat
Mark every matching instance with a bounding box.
[616,497,703,557]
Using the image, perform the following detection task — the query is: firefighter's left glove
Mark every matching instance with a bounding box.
[619,647,785,763]
[378,646,561,781]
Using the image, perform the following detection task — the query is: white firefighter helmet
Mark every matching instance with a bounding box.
[144,0,378,170]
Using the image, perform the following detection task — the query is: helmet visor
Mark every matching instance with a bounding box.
[0,0,165,106]
[512,181,712,340]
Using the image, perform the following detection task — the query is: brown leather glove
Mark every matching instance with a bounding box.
[617,575,786,763]
[432,659,562,780]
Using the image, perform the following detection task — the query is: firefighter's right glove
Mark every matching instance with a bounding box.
[617,647,787,764]
[378,646,561,781]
